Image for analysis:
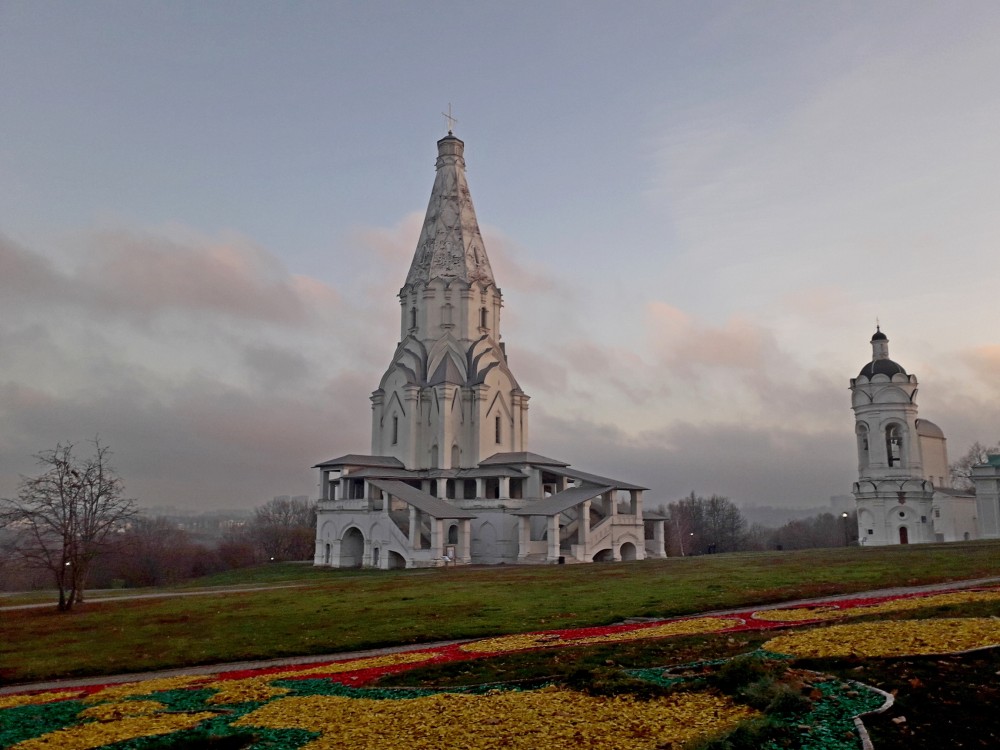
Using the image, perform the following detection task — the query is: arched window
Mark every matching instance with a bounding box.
[451,444,460,468]
[886,424,903,467]
[857,424,869,468]
[392,415,399,445]
[495,415,502,444]
[430,444,439,467]
[410,306,417,330]
[480,306,488,329]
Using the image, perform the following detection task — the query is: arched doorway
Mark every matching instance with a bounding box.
[593,548,613,562]
[898,526,909,545]
[473,521,497,559]
[447,524,459,545]
[340,527,365,568]
[387,551,406,569]
[619,542,637,561]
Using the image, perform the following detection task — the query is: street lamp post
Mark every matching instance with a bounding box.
[841,511,850,547]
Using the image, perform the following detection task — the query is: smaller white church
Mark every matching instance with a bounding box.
[314,132,666,568]
[849,327,979,545]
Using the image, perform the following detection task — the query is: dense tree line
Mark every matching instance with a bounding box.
[661,493,857,555]
[1,442,318,600]
[87,497,318,588]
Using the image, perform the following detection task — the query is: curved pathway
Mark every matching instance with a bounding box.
[4,575,999,696]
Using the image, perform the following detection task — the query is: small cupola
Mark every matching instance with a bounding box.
[858,326,907,378]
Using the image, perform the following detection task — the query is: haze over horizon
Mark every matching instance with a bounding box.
[2,2,998,512]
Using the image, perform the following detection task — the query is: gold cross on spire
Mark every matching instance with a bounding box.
[442,103,458,135]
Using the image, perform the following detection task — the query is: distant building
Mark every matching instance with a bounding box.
[973,455,1000,538]
[849,328,977,545]
[313,132,664,568]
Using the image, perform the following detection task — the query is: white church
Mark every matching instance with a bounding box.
[849,327,1000,545]
[313,132,666,568]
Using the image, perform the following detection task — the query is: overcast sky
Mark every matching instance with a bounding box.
[2,1,998,513]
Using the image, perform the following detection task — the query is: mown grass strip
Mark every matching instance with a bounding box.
[2,541,999,685]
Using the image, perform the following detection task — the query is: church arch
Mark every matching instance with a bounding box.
[856,423,870,469]
[619,542,637,561]
[898,526,909,545]
[339,527,365,568]
[447,524,459,545]
[387,550,406,569]
[473,520,497,559]
[877,386,912,404]
[592,548,614,562]
[885,423,906,467]
[451,443,461,468]
[430,444,439,468]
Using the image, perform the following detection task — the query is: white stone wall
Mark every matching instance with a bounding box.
[918,433,949,487]
[973,459,1000,538]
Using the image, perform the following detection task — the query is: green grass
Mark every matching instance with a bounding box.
[2,541,1000,685]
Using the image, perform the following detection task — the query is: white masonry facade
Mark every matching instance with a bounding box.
[314,133,665,568]
[849,328,978,546]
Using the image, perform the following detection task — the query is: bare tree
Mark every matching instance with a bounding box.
[664,492,748,555]
[0,440,137,610]
[703,494,748,553]
[950,441,1000,490]
[250,496,316,561]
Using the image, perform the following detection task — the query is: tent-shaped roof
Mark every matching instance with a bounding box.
[404,134,494,288]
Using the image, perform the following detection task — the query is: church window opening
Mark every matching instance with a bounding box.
[451,444,460,468]
[934,508,941,518]
[410,306,417,330]
[463,479,477,499]
[867,528,874,535]
[857,425,870,468]
[480,306,488,329]
[349,479,365,500]
[886,425,903,467]
[495,415,502,444]
[448,524,459,545]
[392,415,399,445]
[509,477,524,499]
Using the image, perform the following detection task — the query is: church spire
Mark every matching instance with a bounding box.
[404,134,495,288]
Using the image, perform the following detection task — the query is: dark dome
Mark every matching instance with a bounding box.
[871,329,888,341]
[858,359,907,378]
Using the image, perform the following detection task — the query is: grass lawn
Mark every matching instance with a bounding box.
[3,540,1000,685]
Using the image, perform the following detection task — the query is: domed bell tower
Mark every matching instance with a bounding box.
[849,327,934,546]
